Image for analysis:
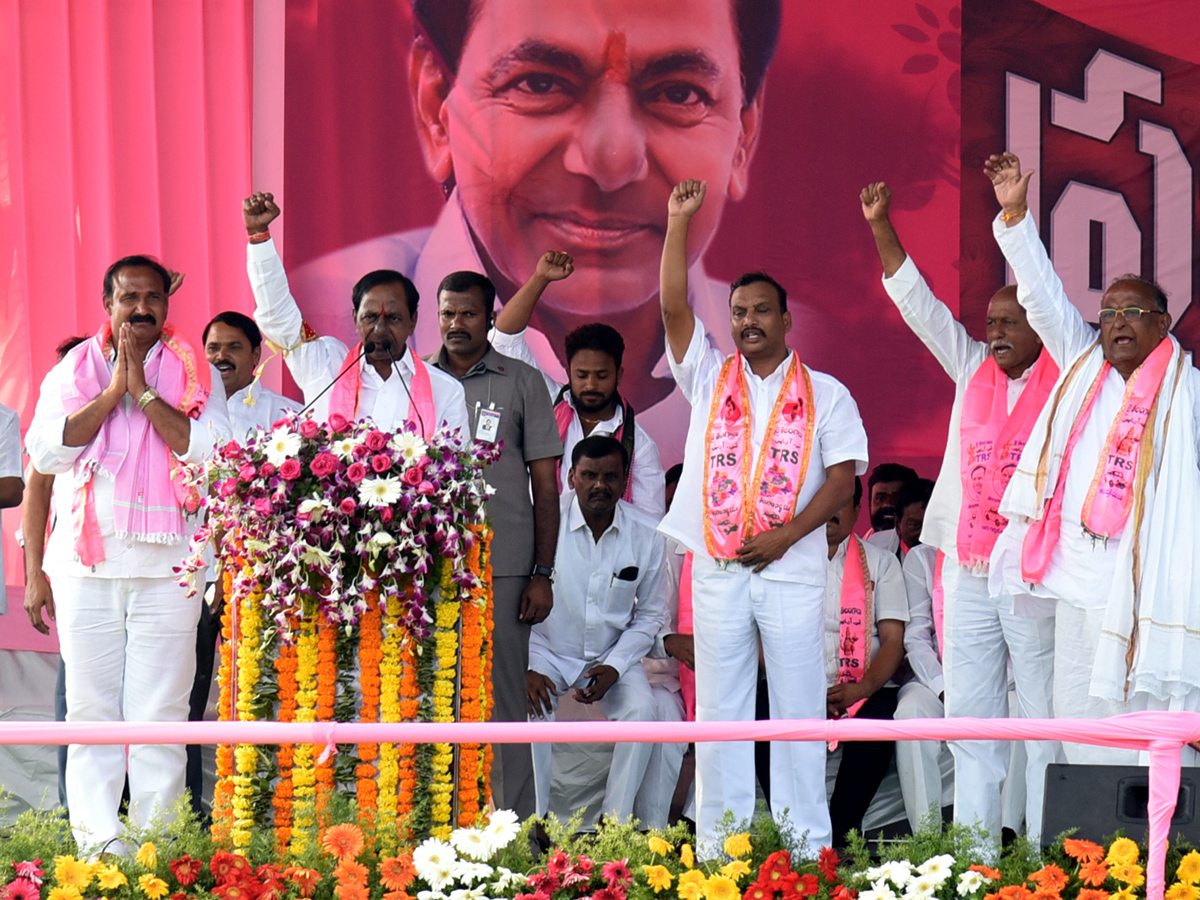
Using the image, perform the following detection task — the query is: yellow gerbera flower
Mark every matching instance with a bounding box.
[1106,837,1140,867]
[1110,863,1145,888]
[47,886,82,900]
[53,857,93,891]
[1166,883,1200,900]
[678,883,704,900]
[136,842,159,870]
[721,860,752,881]
[648,836,674,856]
[680,844,695,870]
[704,876,740,900]
[679,871,708,891]
[138,874,170,899]
[1179,851,1200,885]
[644,865,674,893]
[1112,887,1136,900]
[96,864,129,890]
[723,833,753,859]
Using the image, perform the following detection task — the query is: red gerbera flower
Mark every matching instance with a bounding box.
[285,868,322,899]
[4,880,40,900]
[213,882,258,900]
[602,860,632,888]
[818,848,840,884]
[13,862,44,885]
[744,881,777,900]
[832,887,857,900]
[170,856,204,887]
[546,852,572,878]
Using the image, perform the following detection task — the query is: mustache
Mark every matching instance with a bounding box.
[128,314,156,324]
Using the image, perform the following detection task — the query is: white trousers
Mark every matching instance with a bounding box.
[691,557,830,855]
[56,574,201,852]
[894,680,945,832]
[633,685,687,830]
[942,564,1059,848]
[531,659,656,821]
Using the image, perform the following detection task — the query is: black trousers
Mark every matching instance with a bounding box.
[828,686,900,847]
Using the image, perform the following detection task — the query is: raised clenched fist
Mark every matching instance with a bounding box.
[243,191,281,236]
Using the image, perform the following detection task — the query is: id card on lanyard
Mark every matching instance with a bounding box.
[475,403,501,443]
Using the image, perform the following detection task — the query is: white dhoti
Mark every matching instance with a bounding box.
[894,680,945,831]
[531,660,656,821]
[942,563,1060,847]
[690,555,830,856]
[56,574,202,852]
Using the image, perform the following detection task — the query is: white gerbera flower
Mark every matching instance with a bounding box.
[392,430,429,463]
[489,868,526,893]
[879,861,914,887]
[450,827,493,862]
[297,497,329,521]
[449,889,490,900]
[263,427,302,466]
[957,871,986,896]
[916,856,955,885]
[452,861,493,885]
[413,840,458,888]
[863,884,899,900]
[417,892,447,900]
[905,874,940,899]
[483,809,520,849]
[358,475,402,507]
[333,437,360,461]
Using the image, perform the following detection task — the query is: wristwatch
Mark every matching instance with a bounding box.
[531,564,554,583]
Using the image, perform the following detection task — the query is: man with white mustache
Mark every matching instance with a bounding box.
[861,182,1061,850]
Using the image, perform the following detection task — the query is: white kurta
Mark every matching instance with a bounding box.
[225,383,297,443]
[659,319,868,855]
[246,237,469,436]
[489,327,665,520]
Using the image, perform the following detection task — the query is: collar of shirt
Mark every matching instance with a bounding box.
[108,337,164,366]
[739,349,794,387]
[360,341,416,387]
[562,391,626,432]
[567,493,625,541]
[430,344,510,379]
[829,537,849,566]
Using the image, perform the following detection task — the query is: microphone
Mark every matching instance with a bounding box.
[294,343,370,421]
[382,339,426,437]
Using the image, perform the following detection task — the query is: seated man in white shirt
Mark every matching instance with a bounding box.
[868,478,934,562]
[491,251,666,520]
[527,435,671,823]
[896,540,949,832]
[824,475,908,848]
[865,463,918,539]
[241,192,468,436]
[202,311,297,440]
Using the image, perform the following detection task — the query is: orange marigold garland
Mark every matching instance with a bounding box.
[315,615,338,831]
[211,564,238,845]
[356,593,383,821]
[377,594,404,853]
[274,631,299,853]
[455,526,492,825]
[289,610,320,857]
[396,638,421,843]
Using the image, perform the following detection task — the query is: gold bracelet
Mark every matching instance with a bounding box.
[137,388,158,410]
[1000,207,1027,223]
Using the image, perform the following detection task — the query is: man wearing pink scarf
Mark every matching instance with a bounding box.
[26,256,230,854]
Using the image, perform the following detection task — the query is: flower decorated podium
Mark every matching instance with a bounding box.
[180,413,500,852]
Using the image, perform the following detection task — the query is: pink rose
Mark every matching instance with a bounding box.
[327,412,349,433]
[254,497,274,516]
[379,507,393,524]
[401,466,422,486]
[346,462,367,483]
[352,443,372,460]
[299,419,320,439]
[224,440,244,460]
[371,453,392,473]
[219,478,238,498]
[310,452,338,478]
[260,462,276,478]
[270,417,290,431]
[417,480,435,495]
[339,497,357,515]
[238,463,257,483]
[279,459,302,480]
[365,430,388,451]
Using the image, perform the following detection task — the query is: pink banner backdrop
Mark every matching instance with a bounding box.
[1,712,1198,900]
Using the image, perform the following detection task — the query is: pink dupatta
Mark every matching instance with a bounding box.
[328,342,436,438]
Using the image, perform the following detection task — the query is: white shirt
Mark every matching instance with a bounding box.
[246,237,470,437]
[658,319,869,586]
[225,383,298,443]
[881,255,1043,560]
[902,543,943,696]
[489,327,665,520]
[287,190,739,466]
[866,527,903,560]
[25,345,232,579]
[823,536,909,688]
[0,403,23,610]
[994,213,1200,608]
[529,496,672,685]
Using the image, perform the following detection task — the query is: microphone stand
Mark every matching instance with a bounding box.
[294,343,371,421]
[384,340,426,437]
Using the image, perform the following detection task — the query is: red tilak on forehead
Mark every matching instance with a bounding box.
[600,30,630,83]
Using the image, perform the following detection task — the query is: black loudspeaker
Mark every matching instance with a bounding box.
[1041,764,1200,848]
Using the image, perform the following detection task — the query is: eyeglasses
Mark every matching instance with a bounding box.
[1097,307,1163,323]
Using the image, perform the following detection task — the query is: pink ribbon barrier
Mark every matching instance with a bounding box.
[3,711,1197,900]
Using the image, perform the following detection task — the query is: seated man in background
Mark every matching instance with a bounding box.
[527,436,672,823]
[492,250,665,519]
[203,311,296,439]
[824,476,908,848]
[865,462,918,538]
[869,477,934,561]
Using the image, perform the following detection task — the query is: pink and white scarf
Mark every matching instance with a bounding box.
[328,342,435,438]
[836,535,874,719]
[64,323,210,565]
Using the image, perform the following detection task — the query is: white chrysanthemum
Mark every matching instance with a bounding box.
[263,427,302,466]
[392,431,429,463]
[451,863,493,887]
[413,840,458,888]
[956,871,986,896]
[916,856,955,885]
[879,861,914,887]
[333,437,360,461]
[358,475,402,507]
[483,809,520,849]
[450,827,493,862]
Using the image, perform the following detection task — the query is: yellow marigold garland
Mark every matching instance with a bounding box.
[274,629,299,853]
[430,580,460,837]
[289,610,320,857]
[377,596,404,853]
[315,616,338,832]
[211,564,238,845]
[231,581,265,851]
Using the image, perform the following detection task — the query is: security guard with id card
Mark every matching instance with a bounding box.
[429,269,563,820]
